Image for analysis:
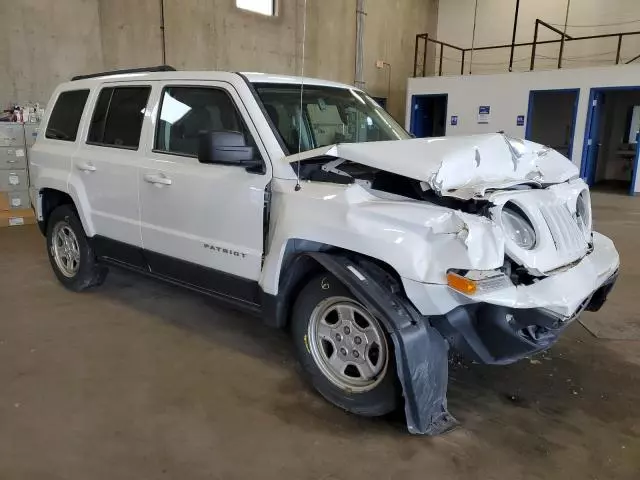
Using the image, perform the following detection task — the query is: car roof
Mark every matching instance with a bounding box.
[61,70,357,91]
[240,72,356,89]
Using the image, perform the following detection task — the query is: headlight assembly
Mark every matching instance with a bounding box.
[575,190,592,236]
[501,206,536,250]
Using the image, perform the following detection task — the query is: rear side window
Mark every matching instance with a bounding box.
[45,90,90,141]
[87,86,151,149]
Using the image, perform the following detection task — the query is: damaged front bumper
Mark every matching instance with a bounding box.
[416,231,619,365]
[432,271,617,365]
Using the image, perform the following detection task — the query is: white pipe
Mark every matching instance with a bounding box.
[355,0,365,89]
[469,0,479,74]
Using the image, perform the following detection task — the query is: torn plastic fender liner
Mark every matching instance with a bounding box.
[304,252,458,435]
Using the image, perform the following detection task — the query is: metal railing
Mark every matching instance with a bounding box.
[414,19,640,77]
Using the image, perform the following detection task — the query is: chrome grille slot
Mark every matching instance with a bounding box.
[540,204,587,259]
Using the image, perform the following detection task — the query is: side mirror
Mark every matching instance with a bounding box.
[198,130,255,165]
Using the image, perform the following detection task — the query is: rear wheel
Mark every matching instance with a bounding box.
[46,205,107,291]
[291,273,398,416]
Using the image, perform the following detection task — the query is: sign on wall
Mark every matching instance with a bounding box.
[450,115,458,126]
[477,106,491,124]
[517,115,525,126]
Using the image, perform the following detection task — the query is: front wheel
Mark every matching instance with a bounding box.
[46,205,107,292]
[291,273,398,417]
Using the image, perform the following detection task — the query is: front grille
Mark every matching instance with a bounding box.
[539,204,588,258]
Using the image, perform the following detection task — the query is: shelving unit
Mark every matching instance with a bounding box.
[0,122,36,227]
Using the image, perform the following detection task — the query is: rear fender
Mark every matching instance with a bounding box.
[66,173,95,236]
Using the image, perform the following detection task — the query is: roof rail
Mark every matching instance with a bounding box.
[71,65,176,81]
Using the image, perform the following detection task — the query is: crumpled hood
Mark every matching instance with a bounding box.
[286,133,579,198]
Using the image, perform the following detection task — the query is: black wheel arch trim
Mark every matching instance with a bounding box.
[274,251,458,435]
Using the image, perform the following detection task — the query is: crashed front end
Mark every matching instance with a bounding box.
[288,135,620,362]
[426,178,619,365]
[284,133,619,433]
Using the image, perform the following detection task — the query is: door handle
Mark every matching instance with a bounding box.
[76,161,96,172]
[143,173,172,186]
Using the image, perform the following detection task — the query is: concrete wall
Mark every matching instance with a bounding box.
[362,0,435,120]
[406,64,640,192]
[98,0,163,69]
[435,0,640,76]
[1,0,434,121]
[0,0,104,107]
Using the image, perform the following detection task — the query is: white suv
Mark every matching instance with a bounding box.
[30,66,619,435]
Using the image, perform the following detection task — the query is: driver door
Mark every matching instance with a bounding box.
[138,81,270,305]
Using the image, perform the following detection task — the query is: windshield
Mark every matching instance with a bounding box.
[253,83,410,154]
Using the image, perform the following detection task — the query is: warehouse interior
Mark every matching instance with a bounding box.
[1,1,640,479]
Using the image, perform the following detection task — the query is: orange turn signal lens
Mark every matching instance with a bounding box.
[447,272,477,295]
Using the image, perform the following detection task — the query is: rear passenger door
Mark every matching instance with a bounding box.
[71,84,151,258]
[138,82,271,304]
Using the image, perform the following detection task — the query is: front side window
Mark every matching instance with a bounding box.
[45,90,90,141]
[87,86,150,149]
[254,84,410,154]
[155,86,260,159]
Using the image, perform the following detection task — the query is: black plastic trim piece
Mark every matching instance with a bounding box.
[301,252,457,436]
[101,256,262,315]
[144,250,261,306]
[92,235,148,270]
[431,273,616,366]
[261,253,324,328]
[71,65,176,81]
[90,235,261,311]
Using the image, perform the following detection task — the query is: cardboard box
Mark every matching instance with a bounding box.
[0,192,8,211]
[0,208,36,228]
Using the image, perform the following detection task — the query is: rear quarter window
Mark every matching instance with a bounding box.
[45,90,90,141]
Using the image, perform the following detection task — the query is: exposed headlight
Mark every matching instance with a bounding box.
[575,190,592,236]
[501,206,536,250]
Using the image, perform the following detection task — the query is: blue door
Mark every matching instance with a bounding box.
[630,131,640,195]
[583,91,604,186]
[410,96,425,137]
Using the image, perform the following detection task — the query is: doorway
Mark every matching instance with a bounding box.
[410,94,447,138]
[525,89,579,159]
[581,87,640,195]
[371,96,388,111]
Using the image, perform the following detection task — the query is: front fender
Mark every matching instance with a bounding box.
[260,181,504,296]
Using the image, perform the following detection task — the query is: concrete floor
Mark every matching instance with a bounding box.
[0,192,639,480]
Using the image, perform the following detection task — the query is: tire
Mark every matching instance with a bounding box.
[291,273,398,417]
[46,205,107,292]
